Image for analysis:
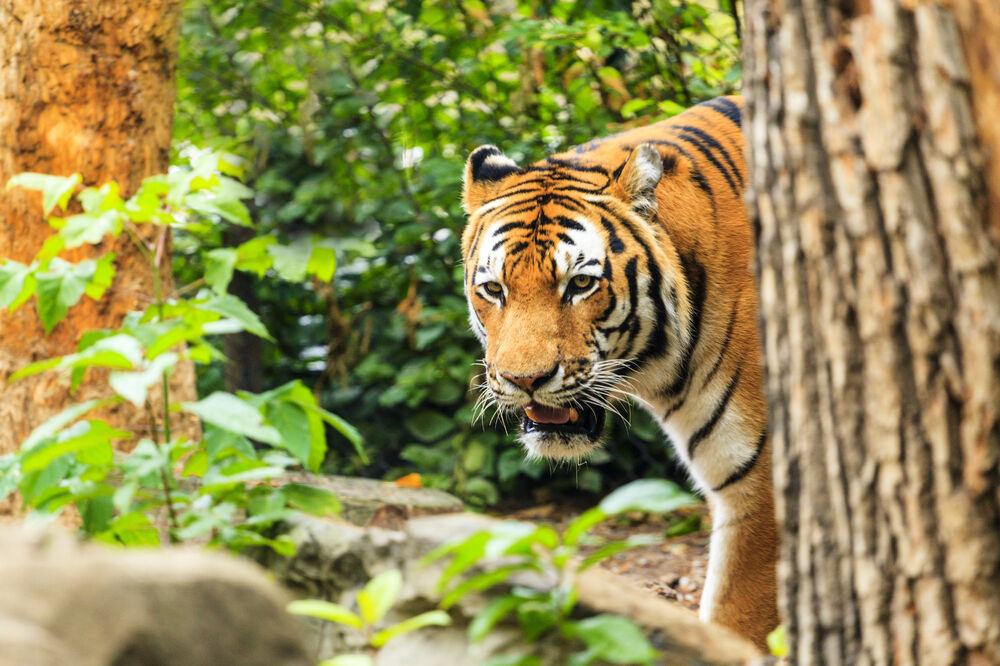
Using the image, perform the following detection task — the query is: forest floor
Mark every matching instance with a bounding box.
[502,501,710,613]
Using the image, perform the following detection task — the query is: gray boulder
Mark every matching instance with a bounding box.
[0,527,312,666]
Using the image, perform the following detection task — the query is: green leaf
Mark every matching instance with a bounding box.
[78,181,123,214]
[109,352,178,406]
[35,258,94,332]
[307,243,337,282]
[578,534,662,571]
[300,401,365,461]
[441,563,541,609]
[8,172,81,215]
[194,293,272,340]
[181,392,281,445]
[282,483,341,517]
[182,449,210,478]
[767,624,789,657]
[286,600,363,629]
[103,511,160,547]
[264,401,311,465]
[12,333,142,384]
[357,569,402,625]
[0,261,33,309]
[469,594,525,642]
[234,236,277,276]
[517,600,556,641]
[563,507,607,547]
[21,399,107,450]
[620,98,654,118]
[267,238,313,282]
[566,615,657,665]
[59,211,121,248]
[85,253,116,300]
[185,189,252,226]
[404,411,454,443]
[21,420,128,473]
[370,610,451,648]
[35,234,65,263]
[665,514,702,537]
[80,495,113,533]
[598,479,697,516]
[205,248,238,293]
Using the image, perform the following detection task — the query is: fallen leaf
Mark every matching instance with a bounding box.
[394,473,422,488]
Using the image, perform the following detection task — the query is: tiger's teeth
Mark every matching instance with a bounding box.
[568,408,579,423]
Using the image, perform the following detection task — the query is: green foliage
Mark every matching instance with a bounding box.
[288,569,453,665]
[423,478,697,664]
[767,624,789,657]
[174,0,741,504]
[0,159,356,552]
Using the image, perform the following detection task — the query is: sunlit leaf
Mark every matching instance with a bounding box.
[7,172,81,215]
[181,392,281,445]
[357,569,402,625]
[370,610,451,647]
[286,600,363,629]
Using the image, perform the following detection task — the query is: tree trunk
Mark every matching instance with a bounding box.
[0,0,198,452]
[743,0,1000,663]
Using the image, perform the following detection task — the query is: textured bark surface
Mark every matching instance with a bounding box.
[744,0,1000,663]
[0,0,197,452]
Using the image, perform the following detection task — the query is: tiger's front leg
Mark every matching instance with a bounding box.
[694,438,779,649]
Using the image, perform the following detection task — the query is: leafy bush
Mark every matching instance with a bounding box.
[288,569,452,666]
[0,156,358,552]
[424,478,698,665]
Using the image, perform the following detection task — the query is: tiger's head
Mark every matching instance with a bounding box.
[461,143,688,460]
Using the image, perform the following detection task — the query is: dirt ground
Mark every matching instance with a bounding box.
[503,502,710,613]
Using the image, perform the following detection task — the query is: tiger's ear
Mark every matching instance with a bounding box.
[615,143,662,219]
[462,145,521,214]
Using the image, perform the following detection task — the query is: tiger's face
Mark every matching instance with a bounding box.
[461,143,676,460]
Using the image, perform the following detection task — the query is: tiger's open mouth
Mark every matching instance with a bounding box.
[521,401,606,440]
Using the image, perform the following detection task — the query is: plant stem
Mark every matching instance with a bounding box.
[131,220,179,543]
[145,398,180,542]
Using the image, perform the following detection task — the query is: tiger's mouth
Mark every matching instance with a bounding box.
[521,401,606,440]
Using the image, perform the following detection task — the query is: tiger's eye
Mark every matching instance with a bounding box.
[483,281,503,295]
[571,275,595,289]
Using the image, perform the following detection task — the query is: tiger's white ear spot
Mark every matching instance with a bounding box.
[467,146,521,182]
[617,143,662,218]
[463,145,521,213]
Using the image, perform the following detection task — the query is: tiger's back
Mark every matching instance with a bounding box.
[460,96,777,647]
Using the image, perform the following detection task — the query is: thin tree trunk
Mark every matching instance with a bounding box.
[0,0,198,452]
[743,0,1000,663]
[223,226,262,395]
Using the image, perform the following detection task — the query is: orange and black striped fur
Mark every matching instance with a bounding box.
[460,97,778,647]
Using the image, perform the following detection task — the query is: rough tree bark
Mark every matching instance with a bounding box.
[743,0,1000,663]
[0,0,198,452]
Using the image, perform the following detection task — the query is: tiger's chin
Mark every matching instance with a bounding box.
[518,402,607,461]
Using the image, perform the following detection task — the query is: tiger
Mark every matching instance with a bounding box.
[460,96,778,648]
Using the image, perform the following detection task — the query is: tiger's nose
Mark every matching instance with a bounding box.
[500,368,556,393]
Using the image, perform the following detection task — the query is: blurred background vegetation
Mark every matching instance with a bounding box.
[172,0,741,508]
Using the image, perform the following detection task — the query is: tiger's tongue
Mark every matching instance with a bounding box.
[524,403,577,424]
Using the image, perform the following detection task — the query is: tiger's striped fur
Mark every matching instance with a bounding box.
[460,96,778,647]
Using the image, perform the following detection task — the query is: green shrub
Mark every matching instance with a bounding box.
[0,155,358,552]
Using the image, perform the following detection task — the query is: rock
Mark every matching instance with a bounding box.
[271,512,762,665]
[282,473,463,527]
[0,527,311,666]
